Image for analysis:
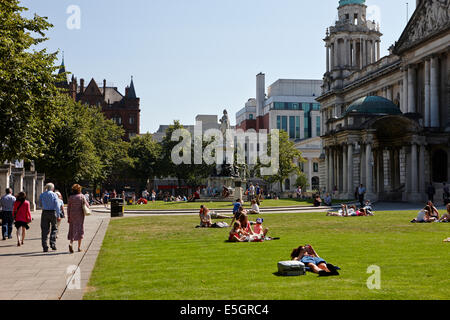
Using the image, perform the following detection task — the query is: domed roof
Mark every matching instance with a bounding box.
[343,96,402,116]
[339,0,365,7]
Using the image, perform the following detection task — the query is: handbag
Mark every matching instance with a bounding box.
[82,198,91,216]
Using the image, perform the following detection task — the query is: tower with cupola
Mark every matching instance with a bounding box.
[323,0,382,92]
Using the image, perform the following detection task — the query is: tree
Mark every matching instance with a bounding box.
[159,121,214,190]
[296,173,310,190]
[0,0,63,162]
[34,95,128,198]
[128,133,161,189]
[255,130,306,192]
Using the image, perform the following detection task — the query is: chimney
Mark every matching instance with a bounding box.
[80,78,85,94]
[103,79,106,99]
[256,73,265,119]
[125,86,129,97]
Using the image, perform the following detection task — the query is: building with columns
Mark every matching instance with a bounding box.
[317,0,450,202]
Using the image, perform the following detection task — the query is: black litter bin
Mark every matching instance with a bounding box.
[110,198,124,217]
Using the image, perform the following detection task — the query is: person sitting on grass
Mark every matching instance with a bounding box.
[248,199,260,215]
[364,200,374,216]
[439,204,450,222]
[137,197,148,205]
[313,194,322,207]
[427,201,440,220]
[411,205,437,223]
[199,206,213,228]
[229,222,245,242]
[188,188,201,203]
[230,199,244,226]
[291,245,339,277]
[238,213,254,237]
[253,218,269,239]
[324,194,332,206]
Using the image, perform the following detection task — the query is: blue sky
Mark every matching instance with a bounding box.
[21,0,412,133]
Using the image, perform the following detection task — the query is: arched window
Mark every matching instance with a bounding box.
[312,177,320,191]
[284,179,291,191]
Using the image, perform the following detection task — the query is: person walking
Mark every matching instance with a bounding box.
[12,192,32,247]
[67,184,89,253]
[55,191,65,239]
[427,183,436,203]
[357,184,366,207]
[1,188,16,240]
[39,183,61,252]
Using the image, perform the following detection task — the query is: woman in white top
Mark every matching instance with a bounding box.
[412,206,436,223]
[248,200,260,215]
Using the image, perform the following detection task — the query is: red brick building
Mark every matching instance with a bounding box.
[58,60,140,141]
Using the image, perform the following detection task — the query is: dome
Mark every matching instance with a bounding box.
[339,0,365,7]
[343,96,402,116]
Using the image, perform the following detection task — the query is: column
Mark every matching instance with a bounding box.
[331,43,335,70]
[402,67,408,113]
[377,149,384,194]
[347,143,354,194]
[343,145,348,195]
[430,56,439,127]
[424,58,431,127]
[372,40,376,63]
[330,149,335,192]
[360,39,364,68]
[326,148,331,192]
[411,143,419,194]
[36,174,45,209]
[308,159,313,188]
[334,39,339,67]
[12,168,24,195]
[326,45,330,73]
[377,40,380,61]
[389,149,395,191]
[419,144,426,194]
[344,38,349,66]
[408,65,416,113]
[352,40,357,67]
[23,171,37,211]
[0,164,12,192]
[365,143,373,194]
[362,40,366,67]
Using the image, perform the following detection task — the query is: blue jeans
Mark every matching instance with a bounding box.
[1,211,13,239]
[301,256,327,266]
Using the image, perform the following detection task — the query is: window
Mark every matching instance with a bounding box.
[304,116,310,139]
[112,115,122,125]
[289,116,296,139]
[282,116,288,133]
[295,116,301,139]
[128,132,137,139]
[249,114,254,120]
[277,116,281,130]
[129,115,135,125]
[316,117,321,137]
[313,163,319,173]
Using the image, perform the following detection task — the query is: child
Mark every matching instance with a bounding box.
[253,218,269,239]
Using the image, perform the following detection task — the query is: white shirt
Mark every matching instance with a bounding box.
[416,210,426,222]
[251,203,260,213]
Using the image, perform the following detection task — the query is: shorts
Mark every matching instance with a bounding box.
[14,221,30,230]
[301,256,326,266]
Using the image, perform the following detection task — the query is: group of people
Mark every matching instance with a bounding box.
[313,193,333,207]
[327,201,374,217]
[0,183,89,253]
[411,201,450,223]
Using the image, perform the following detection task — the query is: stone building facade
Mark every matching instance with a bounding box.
[317,0,450,202]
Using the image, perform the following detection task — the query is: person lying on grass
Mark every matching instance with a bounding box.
[411,205,437,223]
[439,204,450,222]
[328,204,367,217]
[200,205,232,221]
[291,245,339,277]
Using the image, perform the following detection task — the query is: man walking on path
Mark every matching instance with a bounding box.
[358,184,366,207]
[39,183,60,252]
[1,188,16,240]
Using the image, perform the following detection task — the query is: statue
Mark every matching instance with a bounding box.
[219,109,231,136]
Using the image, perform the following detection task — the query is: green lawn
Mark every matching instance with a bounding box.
[85,211,450,300]
[125,198,342,211]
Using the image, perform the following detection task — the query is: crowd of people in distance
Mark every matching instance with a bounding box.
[326,200,374,217]
[411,202,450,223]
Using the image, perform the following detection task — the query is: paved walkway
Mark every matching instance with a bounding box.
[0,209,110,300]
